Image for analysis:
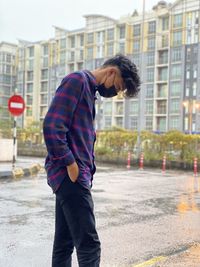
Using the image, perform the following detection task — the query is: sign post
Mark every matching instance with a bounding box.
[8,94,25,168]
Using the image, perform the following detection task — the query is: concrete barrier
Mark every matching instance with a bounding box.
[0,164,42,179]
[0,139,17,162]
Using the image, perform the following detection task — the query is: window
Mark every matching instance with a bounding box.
[80,35,84,46]
[29,47,34,57]
[158,84,167,97]
[159,67,168,81]
[107,28,114,41]
[157,101,166,114]
[41,82,48,92]
[27,95,33,105]
[27,71,33,81]
[119,25,125,39]
[119,43,125,54]
[173,31,182,46]
[170,99,180,113]
[60,51,66,64]
[97,31,105,43]
[107,43,114,56]
[41,69,48,80]
[185,82,190,97]
[129,101,138,114]
[6,54,11,63]
[43,44,48,55]
[147,52,155,66]
[77,62,83,70]
[133,24,141,36]
[104,102,112,115]
[146,100,153,114]
[186,47,191,61]
[162,35,168,48]
[105,117,112,128]
[87,33,93,44]
[115,102,123,115]
[147,68,154,82]
[171,64,181,79]
[130,117,137,130]
[193,82,197,96]
[70,51,75,61]
[186,66,190,79]
[162,17,169,31]
[87,47,93,59]
[146,84,154,98]
[79,50,83,60]
[43,57,48,68]
[133,40,140,52]
[173,14,183,28]
[17,71,23,82]
[60,38,66,49]
[148,37,155,50]
[27,83,33,93]
[40,94,48,105]
[5,65,11,74]
[70,36,75,48]
[159,50,168,64]
[170,117,180,129]
[69,63,74,72]
[193,65,197,78]
[171,82,181,97]
[148,21,156,34]
[172,47,182,62]
[132,54,140,67]
[146,117,153,130]
[97,46,104,58]
[158,114,167,130]
[115,117,123,127]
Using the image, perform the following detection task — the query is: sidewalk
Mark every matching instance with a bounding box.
[0,156,44,178]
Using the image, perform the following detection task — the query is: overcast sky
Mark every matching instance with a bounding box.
[1,0,171,44]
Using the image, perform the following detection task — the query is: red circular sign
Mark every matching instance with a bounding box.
[8,95,25,116]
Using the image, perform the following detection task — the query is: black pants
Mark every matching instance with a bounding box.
[52,175,101,267]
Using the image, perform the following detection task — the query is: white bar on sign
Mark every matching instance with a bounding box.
[10,102,23,109]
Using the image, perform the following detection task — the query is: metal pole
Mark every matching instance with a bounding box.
[12,88,18,168]
[189,100,193,135]
[12,116,17,168]
[136,0,145,159]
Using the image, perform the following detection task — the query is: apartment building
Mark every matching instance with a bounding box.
[2,0,200,133]
[0,42,17,121]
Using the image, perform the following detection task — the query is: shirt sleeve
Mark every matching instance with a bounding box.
[43,72,84,167]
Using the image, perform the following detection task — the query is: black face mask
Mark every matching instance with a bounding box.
[97,84,117,98]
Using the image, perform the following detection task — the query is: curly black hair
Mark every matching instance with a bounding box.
[102,54,141,98]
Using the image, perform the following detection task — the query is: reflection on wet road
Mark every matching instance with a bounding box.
[0,166,200,266]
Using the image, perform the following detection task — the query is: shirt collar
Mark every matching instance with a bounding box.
[83,70,98,92]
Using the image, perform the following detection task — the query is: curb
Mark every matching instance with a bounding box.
[0,164,42,179]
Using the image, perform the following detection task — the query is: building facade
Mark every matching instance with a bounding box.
[0,42,17,121]
[1,0,200,133]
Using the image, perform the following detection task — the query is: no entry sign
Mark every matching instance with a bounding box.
[8,95,25,116]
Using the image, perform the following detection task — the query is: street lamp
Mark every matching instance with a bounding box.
[183,99,200,134]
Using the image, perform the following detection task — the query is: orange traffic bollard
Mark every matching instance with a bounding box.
[139,153,144,170]
[162,155,166,174]
[194,157,198,177]
[127,152,131,169]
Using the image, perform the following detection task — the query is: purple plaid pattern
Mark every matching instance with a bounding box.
[43,71,97,192]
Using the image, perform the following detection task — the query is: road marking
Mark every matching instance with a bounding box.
[132,256,166,267]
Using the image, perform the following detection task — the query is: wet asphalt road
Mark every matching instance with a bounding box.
[0,163,200,267]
